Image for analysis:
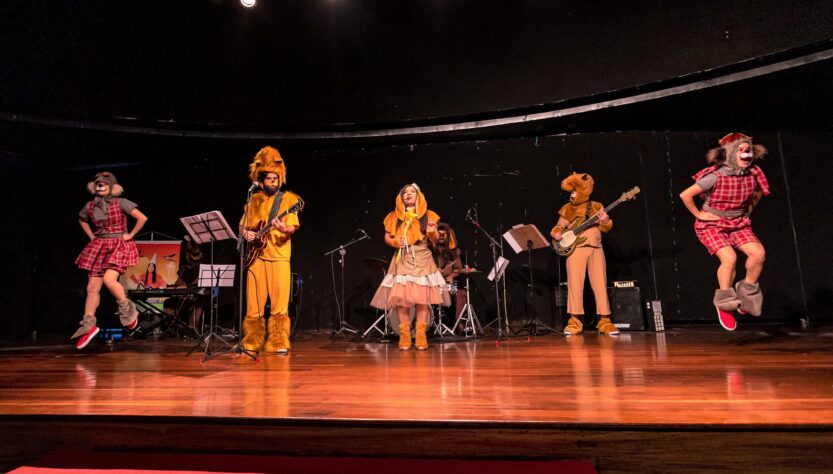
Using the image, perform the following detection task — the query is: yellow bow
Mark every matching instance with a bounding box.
[396,208,420,263]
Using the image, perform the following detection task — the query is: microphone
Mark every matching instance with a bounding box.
[358,228,370,240]
[247,182,260,194]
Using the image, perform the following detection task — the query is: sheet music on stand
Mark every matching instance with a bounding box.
[503,224,549,254]
[179,210,238,362]
[198,264,236,289]
[503,223,560,335]
[487,256,509,282]
[180,211,237,244]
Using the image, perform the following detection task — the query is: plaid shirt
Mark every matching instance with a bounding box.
[691,165,769,254]
[692,165,770,213]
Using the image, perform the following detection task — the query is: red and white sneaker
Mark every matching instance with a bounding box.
[125,318,139,331]
[716,308,738,332]
[76,326,100,349]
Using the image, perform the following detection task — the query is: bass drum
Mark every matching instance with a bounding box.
[386,306,416,335]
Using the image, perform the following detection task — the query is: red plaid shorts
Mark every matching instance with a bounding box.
[694,216,760,255]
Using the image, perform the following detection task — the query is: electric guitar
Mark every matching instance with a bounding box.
[244,198,305,267]
[551,187,640,257]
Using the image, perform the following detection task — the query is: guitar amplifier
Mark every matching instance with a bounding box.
[609,282,645,331]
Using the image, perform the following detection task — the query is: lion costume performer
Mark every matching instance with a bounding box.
[73,171,146,349]
[370,183,451,350]
[239,146,301,354]
[550,172,618,336]
[680,133,769,331]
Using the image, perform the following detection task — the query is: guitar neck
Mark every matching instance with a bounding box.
[255,206,300,239]
[575,198,623,233]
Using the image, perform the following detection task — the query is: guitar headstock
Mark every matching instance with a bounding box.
[620,187,640,201]
[290,197,305,213]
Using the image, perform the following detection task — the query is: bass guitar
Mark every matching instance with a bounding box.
[552,187,640,257]
[244,198,305,267]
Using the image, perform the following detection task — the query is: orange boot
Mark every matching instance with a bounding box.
[596,316,620,336]
[415,322,429,351]
[275,314,291,354]
[242,316,265,352]
[564,316,583,336]
[398,322,412,350]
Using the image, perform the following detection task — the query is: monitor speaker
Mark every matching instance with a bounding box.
[609,285,644,331]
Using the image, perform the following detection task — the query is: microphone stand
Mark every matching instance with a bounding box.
[325,231,370,340]
[466,211,508,340]
[232,186,258,360]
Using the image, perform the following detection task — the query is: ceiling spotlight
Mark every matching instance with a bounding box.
[240,0,256,8]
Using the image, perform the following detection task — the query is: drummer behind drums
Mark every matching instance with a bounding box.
[432,223,465,319]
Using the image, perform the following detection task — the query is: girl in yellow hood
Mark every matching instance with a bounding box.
[370,184,451,350]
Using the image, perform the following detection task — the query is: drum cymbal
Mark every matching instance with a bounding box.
[457,268,481,278]
[364,258,390,271]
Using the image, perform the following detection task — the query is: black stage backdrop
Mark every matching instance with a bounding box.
[1,127,831,339]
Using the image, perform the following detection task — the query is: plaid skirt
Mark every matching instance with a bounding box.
[76,237,139,275]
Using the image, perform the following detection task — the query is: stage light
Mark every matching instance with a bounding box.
[240,0,256,8]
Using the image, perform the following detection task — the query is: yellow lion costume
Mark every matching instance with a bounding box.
[240,146,301,355]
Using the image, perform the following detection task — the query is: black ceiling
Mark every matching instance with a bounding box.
[2,0,833,132]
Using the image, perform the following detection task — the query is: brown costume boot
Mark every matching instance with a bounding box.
[735,281,763,317]
[564,316,583,336]
[117,299,139,329]
[398,322,412,350]
[596,316,620,336]
[71,314,97,339]
[415,322,429,351]
[72,314,100,350]
[242,316,265,352]
[713,288,741,312]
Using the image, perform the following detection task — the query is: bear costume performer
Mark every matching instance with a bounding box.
[550,172,619,336]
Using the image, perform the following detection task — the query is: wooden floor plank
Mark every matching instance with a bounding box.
[1,327,832,426]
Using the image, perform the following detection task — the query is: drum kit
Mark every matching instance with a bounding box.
[360,257,485,341]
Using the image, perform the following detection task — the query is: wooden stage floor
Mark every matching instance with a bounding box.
[2,326,833,472]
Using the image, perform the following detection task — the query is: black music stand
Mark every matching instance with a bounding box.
[466,208,510,340]
[180,211,239,361]
[504,224,560,336]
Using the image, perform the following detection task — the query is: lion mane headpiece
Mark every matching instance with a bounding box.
[560,172,594,205]
[248,146,287,187]
[706,132,767,175]
[86,171,124,196]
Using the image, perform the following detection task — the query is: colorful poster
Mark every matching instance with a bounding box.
[120,240,182,290]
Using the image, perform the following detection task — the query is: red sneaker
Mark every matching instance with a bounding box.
[76,326,100,349]
[716,308,737,332]
[125,318,139,331]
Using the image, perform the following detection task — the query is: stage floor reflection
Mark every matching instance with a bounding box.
[2,327,832,426]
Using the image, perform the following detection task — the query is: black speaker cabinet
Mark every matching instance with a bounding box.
[609,285,645,331]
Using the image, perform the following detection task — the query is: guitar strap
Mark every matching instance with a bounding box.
[585,201,592,220]
[267,191,285,225]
